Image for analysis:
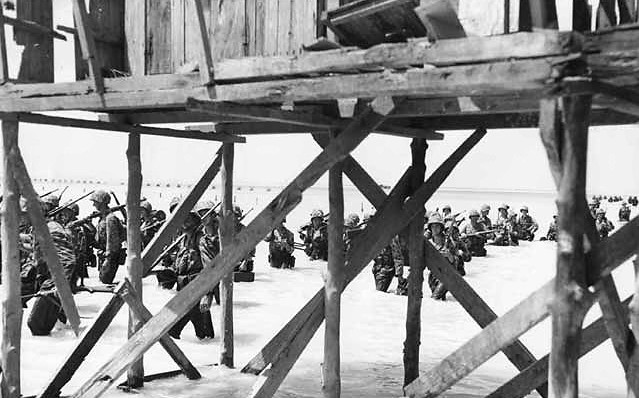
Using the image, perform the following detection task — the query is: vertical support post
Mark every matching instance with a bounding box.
[219,143,235,368]
[0,5,9,83]
[549,95,592,398]
[573,0,592,31]
[1,118,21,398]
[504,0,511,33]
[323,131,344,398]
[403,138,428,386]
[126,133,144,387]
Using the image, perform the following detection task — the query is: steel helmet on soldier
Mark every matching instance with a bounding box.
[44,195,60,208]
[468,209,480,218]
[310,209,324,219]
[169,196,181,213]
[520,205,529,212]
[442,204,451,211]
[427,213,444,227]
[345,213,360,228]
[596,207,606,215]
[140,200,152,212]
[90,190,111,205]
[498,203,509,211]
[480,204,490,212]
[195,200,215,216]
[69,203,80,217]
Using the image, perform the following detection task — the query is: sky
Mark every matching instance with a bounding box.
[5,0,639,194]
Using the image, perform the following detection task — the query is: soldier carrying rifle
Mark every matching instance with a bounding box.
[298,209,328,261]
[90,190,126,284]
[264,217,295,269]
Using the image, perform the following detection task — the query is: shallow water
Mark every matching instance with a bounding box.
[10,183,638,397]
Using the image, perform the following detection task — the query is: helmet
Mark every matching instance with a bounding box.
[140,200,152,212]
[169,196,181,213]
[90,190,111,205]
[69,203,80,217]
[427,213,444,227]
[345,213,360,228]
[153,209,166,222]
[233,205,243,219]
[480,204,490,212]
[498,203,509,211]
[520,205,529,212]
[310,209,324,219]
[442,204,451,211]
[44,195,60,207]
[195,200,215,214]
[596,208,606,215]
[622,201,628,206]
[508,210,517,219]
[468,209,480,218]
[182,212,201,230]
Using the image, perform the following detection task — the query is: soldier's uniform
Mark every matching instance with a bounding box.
[27,215,77,336]
[197,201,220,305]
[391,235,409,295]
[372,244,396,292]
[427,214,466,301]
[299,209,328,261]
[478,204,492,230]
[517,206,538,241]
[493,209,519,246]
[459,210,487,257]
[595,208,615,238]
[545,215,558,241]
[343,213,363,254]
[168,212,215,340]
[140,200,162,248]
[619,203,631,222]
[91,191,125,284]
[264,219,295,269]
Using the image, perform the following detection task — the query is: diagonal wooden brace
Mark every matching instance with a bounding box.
[242,128,487,397]
[70,0,104,93]
[10,148,81,335]
[70,96,395,398]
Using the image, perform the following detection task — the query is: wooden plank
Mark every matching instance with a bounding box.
[71,0,105,93]
[618,0,637,24]
[211,0,246,60]
[146,0,172,74]
[125,0,146,75]
[115,110,245,125]
[323,131,344,398]
[84,0,125,80]
[71,97,395,398]
[415,0,466,40]
[0,7,9,84]
[487,295,633,398]
[243,128,487,385]
[597,0,617,29]
[0,112,245,143]
[220,143,235,368]
[263,0,279,55]
[37,284,126,398]
[142,149,223,276]
[170,0,185,71]
[2,15,66,40]
[118,281,201,380]
[423,242,548,397]
[15,0,54,83]
[254,0,266,55]
[11,149,81,336]
[194,0,214,84]
[1,118,22,398]
[403,138,427,386]
[277,0,291,55]
[126,133,144,387]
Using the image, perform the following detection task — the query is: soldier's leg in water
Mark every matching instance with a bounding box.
[200,309,214,339]
[375,273,392,292]
[188,305,208,339]
[169,311,192,339]
[432,282,448,300]
[98,255,119,284]
[269,250,281,268]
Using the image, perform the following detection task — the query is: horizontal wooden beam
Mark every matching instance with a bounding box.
[1,15,66,40]
[100,111,246,125]
[0,112,245,142]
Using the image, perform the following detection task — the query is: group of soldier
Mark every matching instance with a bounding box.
[13,187,637,337]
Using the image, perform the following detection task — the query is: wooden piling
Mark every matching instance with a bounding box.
[323,131,345,398]
[126,132,144,387]
[220,143,235,368]
[549,94,592,398]
[403,138,427,386]
[1,118,22,398]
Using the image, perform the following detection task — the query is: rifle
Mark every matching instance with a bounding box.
[39,187,60,199]
[58,185,69,201]
[67,204,127,229]
[238,207,253,222]
[48,190,95,217]
[110,191,127,223]
[147,205,221,272]
[462,229,499,239]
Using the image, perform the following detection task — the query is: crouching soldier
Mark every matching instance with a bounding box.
[492,210,519,246]
[168,212,215,340]
[541,215,558,241]
[460,210,487,257]
[619,202,631,222]
[90,190,125,284]
[264,217,295,269]
[299,209,328,261]
[517,206,538,241]
[427,214,465,301]
[595,208,615,238]
[27,200,78,336]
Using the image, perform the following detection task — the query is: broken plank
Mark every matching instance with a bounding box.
[71,0,104,93]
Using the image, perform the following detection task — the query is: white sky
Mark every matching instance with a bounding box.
[6,0,639,194]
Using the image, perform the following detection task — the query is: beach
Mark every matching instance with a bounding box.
[11,183,637,397]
